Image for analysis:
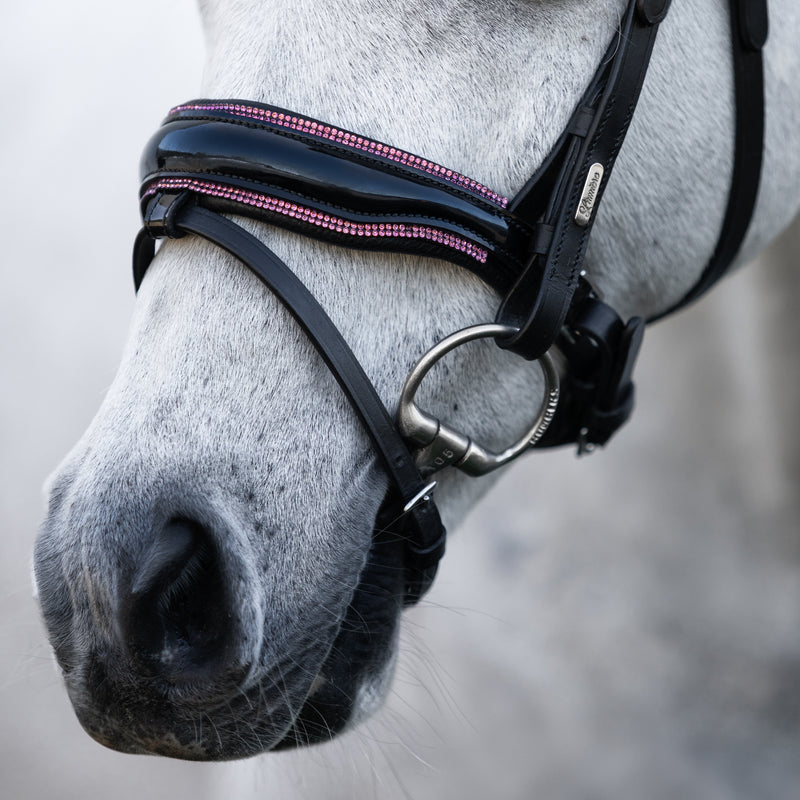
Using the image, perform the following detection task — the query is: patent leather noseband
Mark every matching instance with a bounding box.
[133,0,766,605]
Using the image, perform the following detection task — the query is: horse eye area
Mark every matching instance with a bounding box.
[118,518,231,685]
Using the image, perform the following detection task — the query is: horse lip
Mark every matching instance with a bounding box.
[270,526,406,750]
[70,667,301,759]
[146,662,257,713]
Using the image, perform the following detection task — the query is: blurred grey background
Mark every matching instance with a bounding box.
[2,2,798,798]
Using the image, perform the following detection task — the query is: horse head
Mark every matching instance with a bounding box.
[34,0,800,760]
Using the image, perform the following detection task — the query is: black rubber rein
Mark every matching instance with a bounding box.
[133,192,446,606]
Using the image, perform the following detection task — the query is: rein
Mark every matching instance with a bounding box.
[132,0,766,605]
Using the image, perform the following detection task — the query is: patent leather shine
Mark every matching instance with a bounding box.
[140,118,528,292]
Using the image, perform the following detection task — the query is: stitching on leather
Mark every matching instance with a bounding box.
[142,171,525,278]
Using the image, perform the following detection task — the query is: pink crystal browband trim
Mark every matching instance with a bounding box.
[170,102,509,209]
[143,177,490,264]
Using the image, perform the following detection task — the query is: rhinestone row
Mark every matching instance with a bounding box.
[144,177,489,264]
[171,102,508,209]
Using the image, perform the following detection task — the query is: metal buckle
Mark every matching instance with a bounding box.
[397,324,560,477]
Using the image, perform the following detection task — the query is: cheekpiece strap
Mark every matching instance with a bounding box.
[134,194,445,606]
[495,1,665,361]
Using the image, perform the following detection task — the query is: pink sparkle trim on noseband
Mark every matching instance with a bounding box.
[170,103,509,209]
[144,177,489,264]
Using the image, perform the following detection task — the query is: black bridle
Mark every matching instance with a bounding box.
[132,0,767,606]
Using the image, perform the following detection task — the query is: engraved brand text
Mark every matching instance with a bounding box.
[574,163,605,226]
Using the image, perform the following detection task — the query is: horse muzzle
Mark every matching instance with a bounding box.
[34,467,400,759]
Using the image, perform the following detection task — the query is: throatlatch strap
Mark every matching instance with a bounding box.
[134,195,445,606]
[654,0,767,318]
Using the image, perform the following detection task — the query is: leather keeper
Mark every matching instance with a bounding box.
[736,0,768,50]
[142,191,193,239]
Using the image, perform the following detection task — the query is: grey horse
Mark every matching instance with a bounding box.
[34,0,800,760]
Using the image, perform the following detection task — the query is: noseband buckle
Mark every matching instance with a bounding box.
[397,324,560,477]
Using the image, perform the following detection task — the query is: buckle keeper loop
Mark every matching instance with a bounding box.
[142,190,193,240]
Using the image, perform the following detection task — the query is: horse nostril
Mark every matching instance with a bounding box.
[119,518,232,682]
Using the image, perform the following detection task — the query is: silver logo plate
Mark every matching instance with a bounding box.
[574,162,604,227]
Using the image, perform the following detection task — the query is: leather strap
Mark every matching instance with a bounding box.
[653,0,767,318]
[495,0,666,361]
[134,192,445,606]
